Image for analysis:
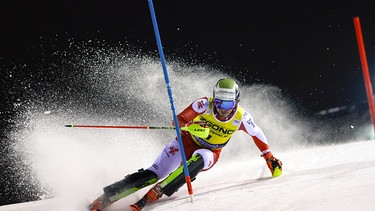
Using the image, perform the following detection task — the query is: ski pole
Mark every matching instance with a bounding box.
[64,123,209,139]
[147,0,195,202]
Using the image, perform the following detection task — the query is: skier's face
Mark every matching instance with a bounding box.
[216,108,234,118]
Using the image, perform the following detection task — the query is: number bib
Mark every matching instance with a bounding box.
[191,98,244,150]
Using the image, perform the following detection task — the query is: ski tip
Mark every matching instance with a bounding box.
[272,166,282,177]
[65,123,74,128]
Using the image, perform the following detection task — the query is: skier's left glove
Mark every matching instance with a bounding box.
[262,151,282,177]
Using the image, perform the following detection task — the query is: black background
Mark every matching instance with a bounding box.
[1,1,375,112]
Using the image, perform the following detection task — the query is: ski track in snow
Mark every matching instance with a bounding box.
[1,141,375,211]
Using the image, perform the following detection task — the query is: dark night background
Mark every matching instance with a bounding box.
[1,0,375,206]
[2,0,375,112]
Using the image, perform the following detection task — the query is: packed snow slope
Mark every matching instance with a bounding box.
[1,140,374,211]
[2,45,374,210]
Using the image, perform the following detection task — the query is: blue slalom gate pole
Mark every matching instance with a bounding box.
[147,0,195,201]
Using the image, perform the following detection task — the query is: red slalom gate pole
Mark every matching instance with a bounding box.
[353,16,375,138]
[65,124,150,129]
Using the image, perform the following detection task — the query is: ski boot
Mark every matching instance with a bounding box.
[129,153,205,210]
[129,183,163,211]
[88,193,112,211]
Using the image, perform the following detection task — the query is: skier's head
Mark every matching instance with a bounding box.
[213,78,240,111]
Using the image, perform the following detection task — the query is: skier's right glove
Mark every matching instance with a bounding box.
[185,120,208,128]
[262,151,282,177]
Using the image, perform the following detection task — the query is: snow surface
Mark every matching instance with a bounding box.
[3,54,375,211]
[1,140,375,211]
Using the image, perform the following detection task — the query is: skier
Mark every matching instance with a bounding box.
[89,78,283,211]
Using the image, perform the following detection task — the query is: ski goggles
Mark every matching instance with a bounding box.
[213,99,236,110]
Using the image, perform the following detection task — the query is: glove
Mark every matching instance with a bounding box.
[262,152,282,177]
[185,120,208,128]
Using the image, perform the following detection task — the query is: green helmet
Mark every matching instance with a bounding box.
[213,78,240,103]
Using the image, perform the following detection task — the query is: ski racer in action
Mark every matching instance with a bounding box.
[89,78,283,211]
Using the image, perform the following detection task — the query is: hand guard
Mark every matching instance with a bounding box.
[262,152,282,177]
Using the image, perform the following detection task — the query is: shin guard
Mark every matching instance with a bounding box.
[160,154,204,197]
[103,169,158,202]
